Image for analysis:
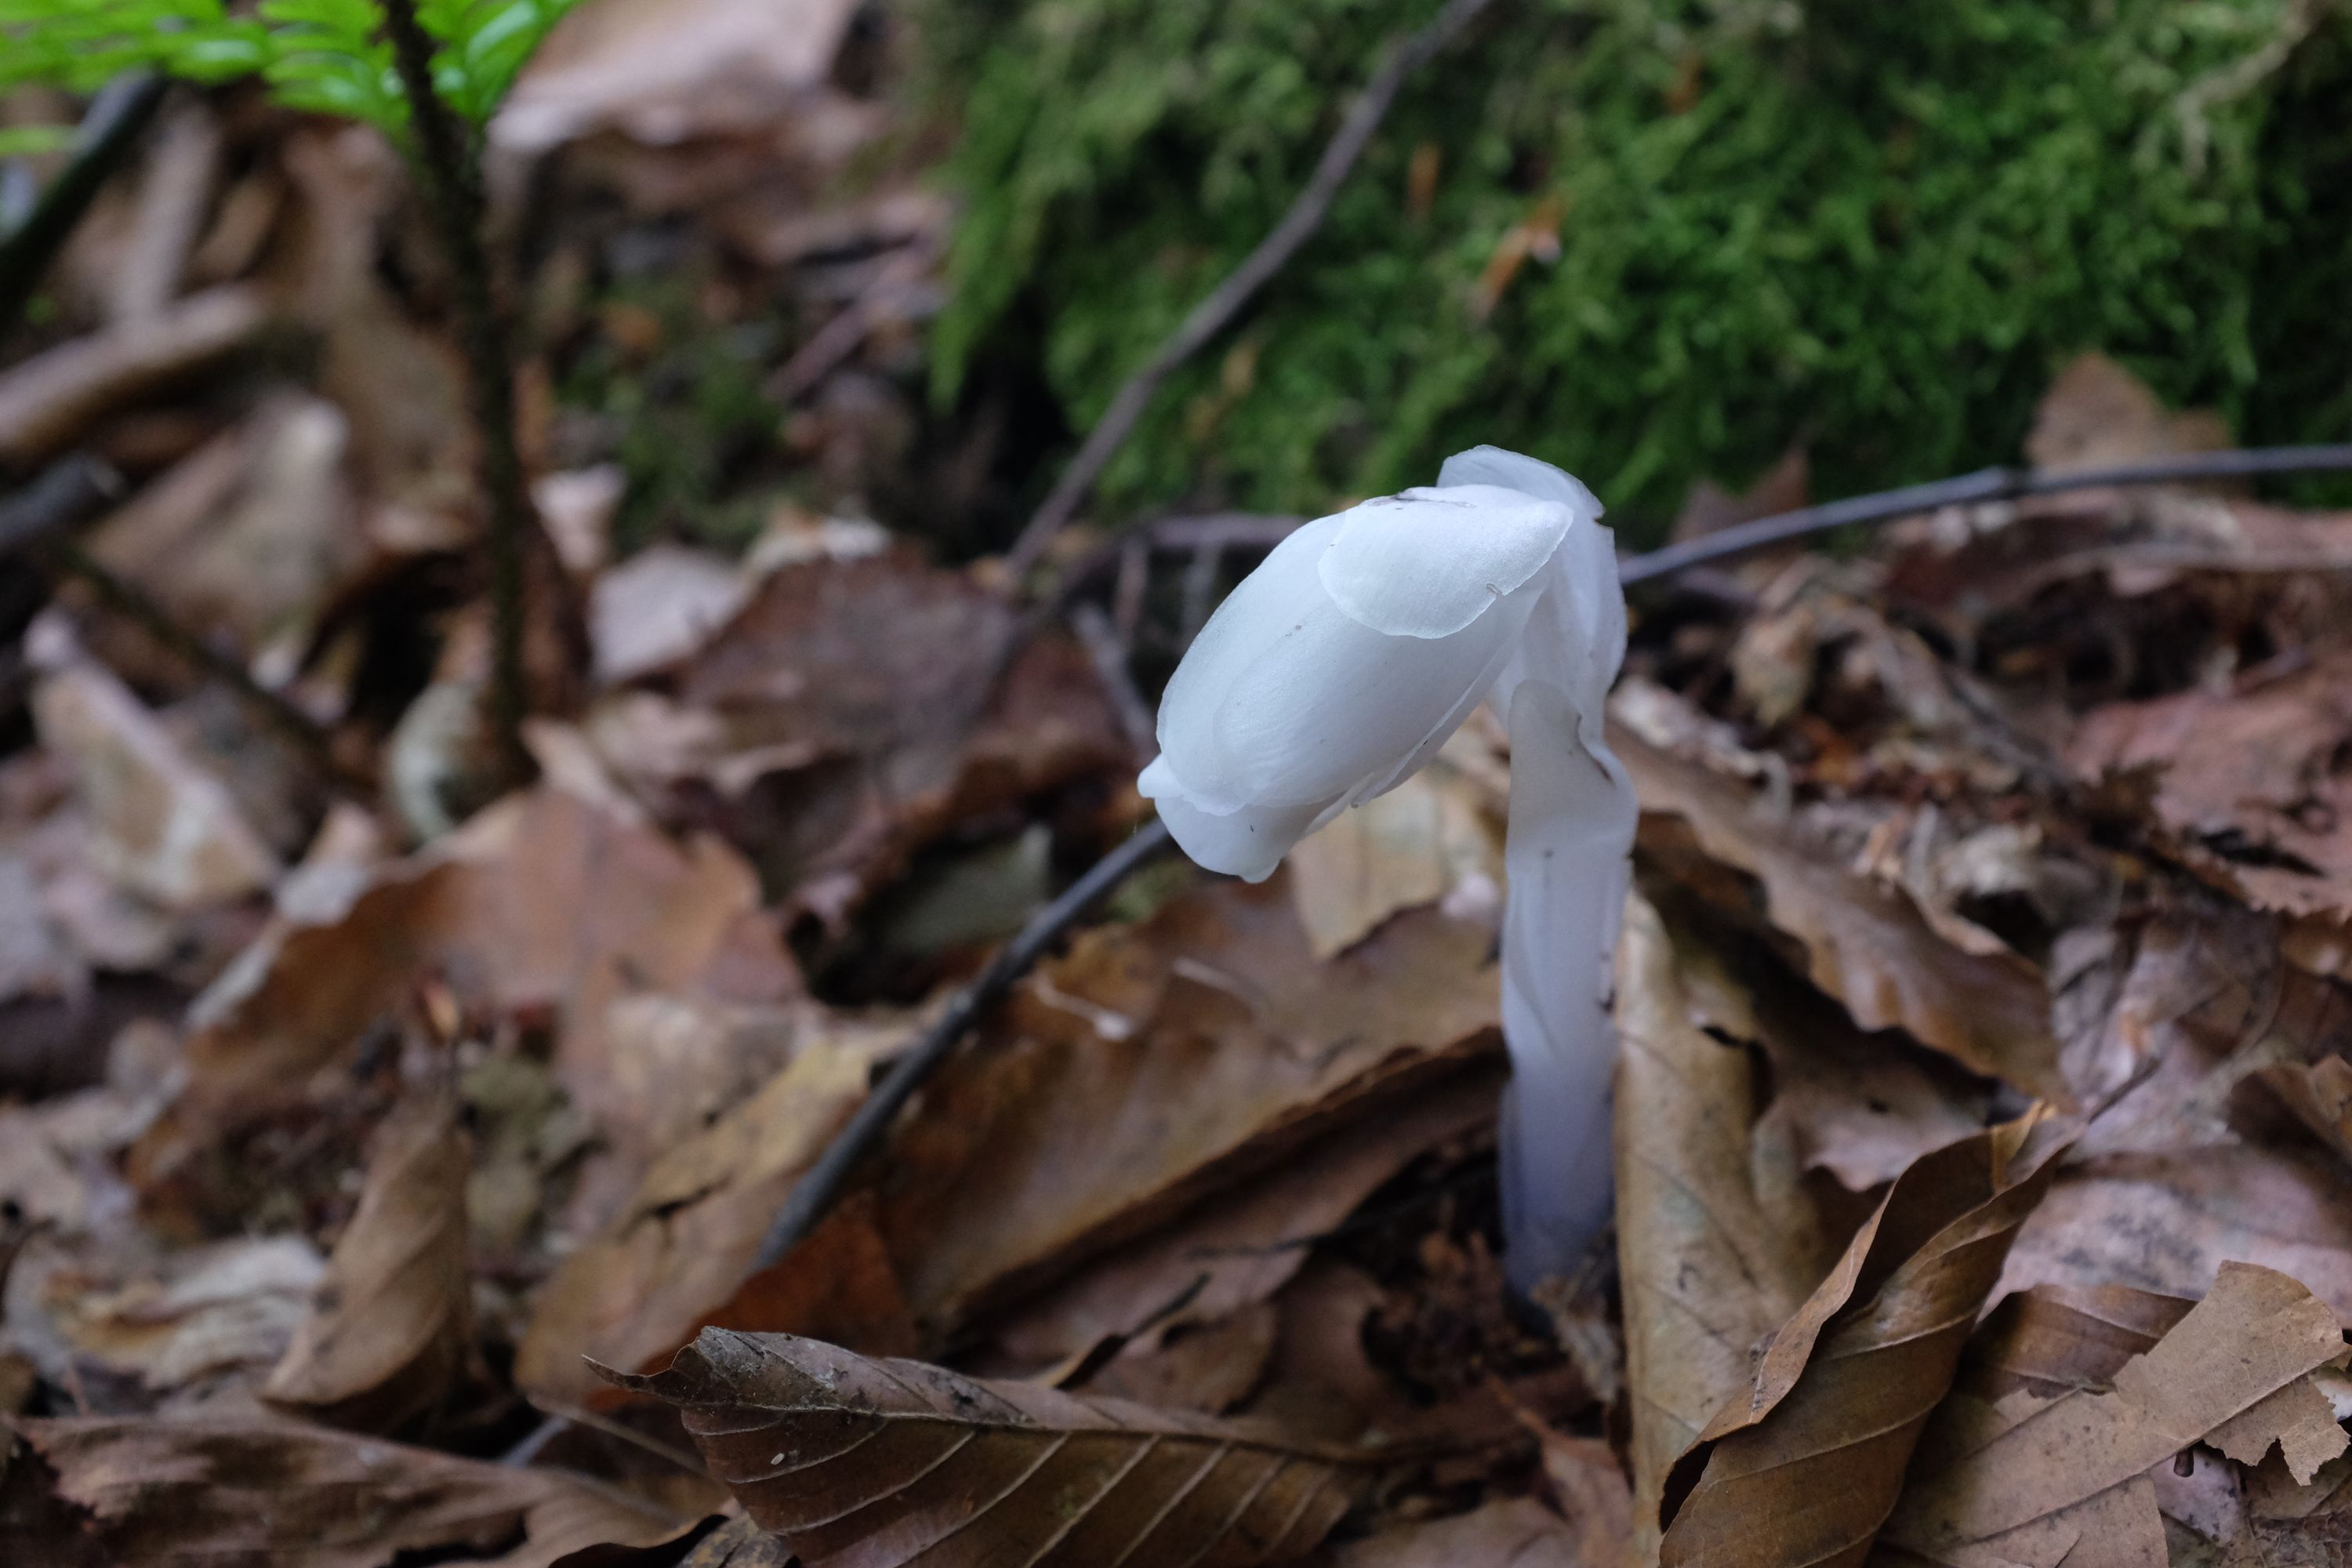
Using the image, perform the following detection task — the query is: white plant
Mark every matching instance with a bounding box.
[1140,446,1635,1287]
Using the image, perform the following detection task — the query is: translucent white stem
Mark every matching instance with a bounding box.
[1497,675,1638,1291]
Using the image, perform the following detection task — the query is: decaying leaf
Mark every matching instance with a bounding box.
[139,786,800,1229]
[1285,765,1501,960]
[2255,1055,2352,1166]
[6,1409,694,1566]
[2067,650,2352,920]
[2208,1374,2351,1486]
[31,656,279,910]
[1882,1262,2350,1566]
[514,1024,895,1406]
[262,1087,471,1431]
[862,873,1502,1336]
[1618,727,2065,1101]
[1959,1283,2194,1399]
[1330,1497,1591,1567]
[1657,1118,2064,1568]
[1613,893,1837,1556]
[610,1327,1374,1567]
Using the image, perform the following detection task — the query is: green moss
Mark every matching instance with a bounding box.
[927,0,2351,540]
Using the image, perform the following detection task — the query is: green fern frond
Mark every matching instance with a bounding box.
[256,0,403,128]
[0,0,583,129]
[417,0,583,123]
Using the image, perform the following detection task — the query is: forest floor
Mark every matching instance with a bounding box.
[2,5,2350,1566]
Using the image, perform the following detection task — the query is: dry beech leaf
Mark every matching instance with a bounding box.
[865,873,1501,1337]
[1657,1117,2064,1568]
[514,1029,902,1406]
[1617,726,2065,1102]
[1959,1283,2194,1399]
[1285,766,1500,960]
[2256,1055,2352,1165]
[1613,893,1838,1555]
[1330,1496,1591,1567]
[1882,1262,2350,1567]
[2208,1374,2352,1486]
[2067,649,2352,920]
[6,1409,693,1567]
[140,786,800,1227]
[608,1327,1373,1568]
[985,1067,1504,1376]
[263,1087,470,1430]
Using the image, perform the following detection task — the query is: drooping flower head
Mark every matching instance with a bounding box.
[1140,447,1635,1287]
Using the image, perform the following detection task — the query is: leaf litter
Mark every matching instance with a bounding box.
[0,39,2348,1568]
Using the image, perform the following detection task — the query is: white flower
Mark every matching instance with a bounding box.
[1138,446,1637,1287]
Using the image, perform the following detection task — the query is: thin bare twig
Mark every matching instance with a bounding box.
[52,543,331,759]
[1069,601,1157,760]
[380,0,534,783]
[0,74,168,332]
[0,454,122,559]
[1003,0,1498,577]
[1614,444,2352,585]
[752,817,1175,1273]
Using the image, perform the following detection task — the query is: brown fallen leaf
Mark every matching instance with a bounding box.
[31,655,279,909]
[7,1408,693,1566]
[609,1327,1372,1567]
[1613,893,1838,1555]
[82,394,365,663]
[1618,727,2066,1101]
[1656,1117,2063,1568]
[2256,1055,2352,1166]
[513,1025,896,1406]
[140,786,800,1230]
[1285,764,1501,960]
[0,286,268,466]
[263,1086,471,1432]
[1882,1262,2350,1566]
[984,1067,1504,1376]
[1998,1144,2352,1322]
[661,554,1127,927]
[2209,1374,2351,1486]
[1960,1283,2194,1399]
[2067,649,2352,920]
[1330,1497,1592,1567]
[863,873,1501,1337]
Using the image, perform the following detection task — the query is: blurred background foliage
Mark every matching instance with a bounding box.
[924,0,2352,541]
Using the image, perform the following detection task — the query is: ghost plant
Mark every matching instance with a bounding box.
[1139,447,1635,1288]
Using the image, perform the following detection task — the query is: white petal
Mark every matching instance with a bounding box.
[1318,485,1569,639]
[1138,757,1330,882]
[1437,445,1604,521]
[1152,514,1345,811]
[1209,582,1515,808]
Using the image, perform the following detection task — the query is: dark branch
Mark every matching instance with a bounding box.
[379,0,535,783]
[1614,444,2352,586]
[0,74,168,335]
[1003,0,1498,577]
[752,817,1176,1273]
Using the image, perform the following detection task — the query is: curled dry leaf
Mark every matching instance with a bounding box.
[6,1409,694,1567]
[1617,726,2066,1102]
[862,873,1501,1337]
[1883,1262,2350,1567]
[1613,892,1838,1555]
[1959,1283,2194,1399]
[608,1327,1373,1568]
[1657,1117,2065,1568]
[262,1087,471,1432]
